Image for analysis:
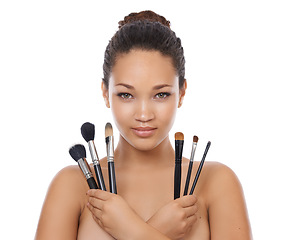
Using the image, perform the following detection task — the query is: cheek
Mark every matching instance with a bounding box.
[155,98,178,128]
[110,97,133,128]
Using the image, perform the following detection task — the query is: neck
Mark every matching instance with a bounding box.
[114,135,175,170]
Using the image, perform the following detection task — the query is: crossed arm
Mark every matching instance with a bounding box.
[34,165,196,240]
[35,163,252,240]
[86,189,197,240]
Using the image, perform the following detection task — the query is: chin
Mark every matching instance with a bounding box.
[122,132,168,152]
[132,142,160,152]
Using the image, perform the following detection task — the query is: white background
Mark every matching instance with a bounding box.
[0,0,289,239]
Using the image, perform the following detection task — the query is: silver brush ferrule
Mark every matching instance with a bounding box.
[77,158,93,179]
[190,142,197,162]
[88,140,99,165]
[106,136,114,162]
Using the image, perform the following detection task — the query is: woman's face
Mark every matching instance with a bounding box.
[102,49,186,151]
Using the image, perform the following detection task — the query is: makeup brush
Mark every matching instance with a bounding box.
[189,141,211,195]
[69,144,98,189]
[81,122,106,191]
[174,132,184,199]
[183,135,199,195]
[105,122,117,194]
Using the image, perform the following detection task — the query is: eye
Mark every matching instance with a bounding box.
[117,92,133,100]
[155,92,171,99]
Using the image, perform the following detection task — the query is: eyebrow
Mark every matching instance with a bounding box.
[115,83,173,90]
[153,84,173,90]
[115,83,134,89]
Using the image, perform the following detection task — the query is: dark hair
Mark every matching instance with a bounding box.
[102,10,185,89]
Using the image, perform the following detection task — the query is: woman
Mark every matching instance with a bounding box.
[35,10,252,240]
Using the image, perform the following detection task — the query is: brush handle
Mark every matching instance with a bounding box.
[174,163,181,199]
[190,141,211,195]
[87,177,98,189]
[183,161,193,195]
[174,139,184,199]
[94,164,106,191]
[108,161,117,194]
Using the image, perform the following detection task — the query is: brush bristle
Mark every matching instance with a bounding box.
[175,132,184,141]
[105,122,113,138]
[81,122,95,142]
[69,144,86,161]
[193,135,199,143]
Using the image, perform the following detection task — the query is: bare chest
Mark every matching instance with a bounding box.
[77,164,210,240]
[78,196,210,240]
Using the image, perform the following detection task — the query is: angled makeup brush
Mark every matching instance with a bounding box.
[69,144,98,189]
[183,135,199,195]
[81,122,106,191]
[174,132,184,199]
[105,122,117,194]
[189,141,211,195]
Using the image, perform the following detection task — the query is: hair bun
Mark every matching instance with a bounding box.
[118,10,171,29]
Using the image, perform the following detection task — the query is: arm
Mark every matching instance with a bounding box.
[207,164,252,240]
[146,195,198,239]
[87,189,172,240]
[87,189,198,240]
[35,166,85,240]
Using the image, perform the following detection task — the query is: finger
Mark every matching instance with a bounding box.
[187,213,197,226]
[177,195,197,208]
[183,214,197,235]
[88,196,104,210]
[184,204,198,218]
[93,215,104,228]
[87,189,112,200]
[87,202,103,219]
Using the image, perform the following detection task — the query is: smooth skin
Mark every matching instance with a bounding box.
[35,50,252,240]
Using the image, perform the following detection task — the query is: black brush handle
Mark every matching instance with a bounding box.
[108,162,117,194]
[174,139,184,199]
[174,163,182,199]
[94,164,106,191]
[183,161,193,195]
[190,141,211,195]
[87,177,98,189]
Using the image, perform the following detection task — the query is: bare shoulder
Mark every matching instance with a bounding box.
[47,165,88,199]
[204,161,239,178]
[201,161,243,204]
[203,161,236,174]
[201,162,252,239]
[48,164,90,211]
[35,165,88,240]
[204,162,242,192]
[52,165,86,187]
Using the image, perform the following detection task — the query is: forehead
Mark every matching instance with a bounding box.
[110,50,178,88]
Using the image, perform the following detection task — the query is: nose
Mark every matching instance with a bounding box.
[134,99,154,123]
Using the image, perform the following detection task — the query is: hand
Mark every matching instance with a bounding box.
[86,189,146,240]
[147,195,198,240]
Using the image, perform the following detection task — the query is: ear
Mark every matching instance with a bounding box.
[101,81,110,108]
[178,79,187,108]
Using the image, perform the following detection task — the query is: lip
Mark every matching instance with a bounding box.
[131,127,157,137]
